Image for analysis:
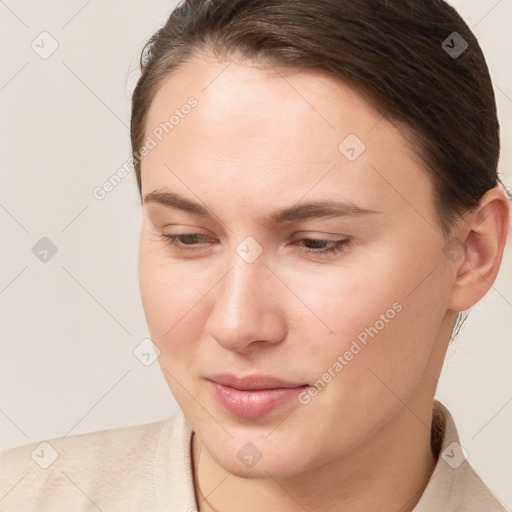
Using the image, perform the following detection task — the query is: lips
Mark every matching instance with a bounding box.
[208,373,307,390]
[207,374,309,419]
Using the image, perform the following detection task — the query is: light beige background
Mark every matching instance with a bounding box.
[0,0,511,507]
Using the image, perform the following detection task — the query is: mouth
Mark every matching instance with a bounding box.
[206,373,309,419]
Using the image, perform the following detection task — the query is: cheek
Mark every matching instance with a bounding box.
[294,245,448,393]
[282,256,402,348]
[289,267,448,457]
[138,250,211,408]
[138,243,208,349]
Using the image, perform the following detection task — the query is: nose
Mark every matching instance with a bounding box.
[205,252,286,353]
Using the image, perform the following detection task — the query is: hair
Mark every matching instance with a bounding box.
[130,0,500,237]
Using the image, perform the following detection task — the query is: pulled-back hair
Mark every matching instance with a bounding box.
[131,0,500,236]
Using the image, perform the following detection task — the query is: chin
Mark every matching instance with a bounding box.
[196,420,319,479]
[212,444,306,480]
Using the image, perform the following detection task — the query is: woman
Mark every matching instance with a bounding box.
[1,0,509,510]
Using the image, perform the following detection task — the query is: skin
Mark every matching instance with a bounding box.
[137,55,509,512]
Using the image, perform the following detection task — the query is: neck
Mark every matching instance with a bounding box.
[192,396,438,512]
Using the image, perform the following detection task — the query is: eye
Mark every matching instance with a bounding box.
[160,233,212,253]
[159,233,351,257]
[293,237,351,256]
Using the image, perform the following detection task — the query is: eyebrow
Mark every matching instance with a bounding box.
[143,190,379,224]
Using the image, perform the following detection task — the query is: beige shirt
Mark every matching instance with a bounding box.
[0,401,506,511]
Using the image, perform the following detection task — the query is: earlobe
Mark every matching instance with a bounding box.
[448,187,509,312]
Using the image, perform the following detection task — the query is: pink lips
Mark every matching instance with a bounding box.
[207,374,308,419]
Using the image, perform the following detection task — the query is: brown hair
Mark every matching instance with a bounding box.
[131,0,500,236]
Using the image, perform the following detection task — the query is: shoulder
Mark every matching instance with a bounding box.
[0,413,189,509]
[455,466,508,511]
[414,401,507,511]
[0,416,175,470]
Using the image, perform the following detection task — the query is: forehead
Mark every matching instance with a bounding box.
[145,58,378,150]
[141,57,434,223]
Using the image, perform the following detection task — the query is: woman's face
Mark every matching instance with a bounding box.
[138,58,457,478]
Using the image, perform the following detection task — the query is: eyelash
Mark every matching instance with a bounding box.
[159,234,351,256]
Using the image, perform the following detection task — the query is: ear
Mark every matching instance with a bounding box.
[448,187,510,312]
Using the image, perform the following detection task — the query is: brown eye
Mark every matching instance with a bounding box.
[160,233,211,252]
[294,238,351,256]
